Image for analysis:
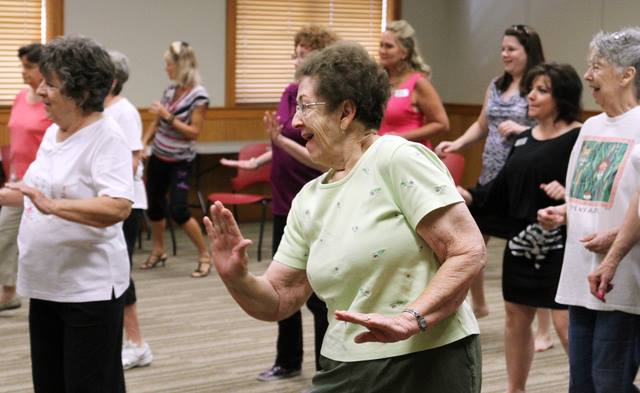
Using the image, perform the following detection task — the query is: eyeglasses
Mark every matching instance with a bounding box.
[295,101,326,116]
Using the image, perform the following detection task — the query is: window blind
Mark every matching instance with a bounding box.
[0,0,43,105]
[235,0,385,104]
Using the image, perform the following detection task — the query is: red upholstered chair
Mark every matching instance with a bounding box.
[439,153,465,185]
[207,143,272,261]
[1,145,10,186]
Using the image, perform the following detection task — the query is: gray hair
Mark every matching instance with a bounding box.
[39,35,114,113]
[108,50,129,96]
[590,27,640,98]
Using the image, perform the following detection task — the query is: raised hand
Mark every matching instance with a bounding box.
[149,101,170,120]
[264,111,283,142]
[334,310,418,344]
[540,181,566,201]
[203,201,253,281]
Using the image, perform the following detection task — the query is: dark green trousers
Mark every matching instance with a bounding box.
[311,334,481,393]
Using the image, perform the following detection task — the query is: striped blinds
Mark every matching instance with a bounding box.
[0,0,43,105]
[235,0,386,104]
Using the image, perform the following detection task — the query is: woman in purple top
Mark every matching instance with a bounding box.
[221,25,338,381]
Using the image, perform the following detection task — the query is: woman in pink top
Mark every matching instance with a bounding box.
[378,20,449,148]
[0,43,51,312]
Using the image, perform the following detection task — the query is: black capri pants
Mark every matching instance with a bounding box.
[146,154,193,225]
[29,294,125,393]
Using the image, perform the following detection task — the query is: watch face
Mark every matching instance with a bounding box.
[419,319,427,330]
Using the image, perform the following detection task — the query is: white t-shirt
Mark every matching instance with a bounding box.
[17,117,134,302]
[104,97,147,209]
[556,106,640,315]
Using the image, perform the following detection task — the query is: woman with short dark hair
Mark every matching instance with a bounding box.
[0,43,51,313]
[207,42,486,392]
[459,62,583,393]
[0,36,133,392]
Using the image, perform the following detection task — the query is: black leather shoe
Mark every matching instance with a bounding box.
[256,365,301,381]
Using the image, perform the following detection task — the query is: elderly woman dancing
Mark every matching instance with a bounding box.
[538,27,640,393]
[206,42,486,392]
[0,36,133,392]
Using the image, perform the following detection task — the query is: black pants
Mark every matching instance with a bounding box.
[146,154,192,225]
[273,214,329,371]
[122,209,143,306]
[29,295,125,393]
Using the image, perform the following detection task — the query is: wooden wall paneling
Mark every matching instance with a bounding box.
[46,0,64,42]
[0,108,9,145]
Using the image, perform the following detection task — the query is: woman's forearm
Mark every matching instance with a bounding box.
[52,196,132,228]
[221,261,312,321]
[0,187,24,207]
[396,121,449,142]
[273,135,328,171]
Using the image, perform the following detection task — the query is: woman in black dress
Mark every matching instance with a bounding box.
[458,63,582,393]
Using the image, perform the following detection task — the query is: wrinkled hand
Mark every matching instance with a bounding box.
[334,310,418,344]
[434,141,459,157]
[457,186,473,205]
[5,182,55,214]
[497,120,527,138]
[220,158,257,170]
[149,101,170,120]
[203,201,253,281]
[264,111,283,142]
[537,205,566,230]
[540,181,566,201]
[580,229,617,254]
[588,261,617,302]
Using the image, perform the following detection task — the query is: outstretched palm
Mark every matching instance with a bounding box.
[204,201,253,280]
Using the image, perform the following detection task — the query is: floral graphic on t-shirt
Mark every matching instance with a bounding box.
[569,138,633,207]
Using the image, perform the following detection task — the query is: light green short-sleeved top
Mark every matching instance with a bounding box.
[275,135,479,362]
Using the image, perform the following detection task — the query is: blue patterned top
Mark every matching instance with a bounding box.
[479,78,535,185]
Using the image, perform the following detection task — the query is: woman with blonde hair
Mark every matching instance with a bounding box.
[141,41,210,277]
[378,20,449,148]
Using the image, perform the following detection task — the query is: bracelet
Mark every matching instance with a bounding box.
[166,114,176,124]
[403,308,428,332]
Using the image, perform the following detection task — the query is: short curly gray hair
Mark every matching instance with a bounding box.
[39,36,114,113]
[108,50,130,96]
[295,42,389,130]
[590,27,640,98]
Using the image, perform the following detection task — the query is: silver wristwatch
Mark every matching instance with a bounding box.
[403,308,427,332]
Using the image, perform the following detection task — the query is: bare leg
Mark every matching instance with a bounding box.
[551,309,569,354]
[470,234,490,318]
[181,217,209,258]
[123,303,143,346]
[1,285,16,303]
[150,219,166,255]
[534,308,554,352]
[505,301,536,393]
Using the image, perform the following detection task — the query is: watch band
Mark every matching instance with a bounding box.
[403,308,427,332]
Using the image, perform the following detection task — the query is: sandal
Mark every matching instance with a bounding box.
[191,256,211,278]
[140,252,167,269]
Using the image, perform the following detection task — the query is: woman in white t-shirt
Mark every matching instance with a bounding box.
[104,50,153,371]
[0,37,133,393]
[538,28,640,393]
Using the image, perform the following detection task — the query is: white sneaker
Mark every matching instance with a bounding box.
[122,340,153,370]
